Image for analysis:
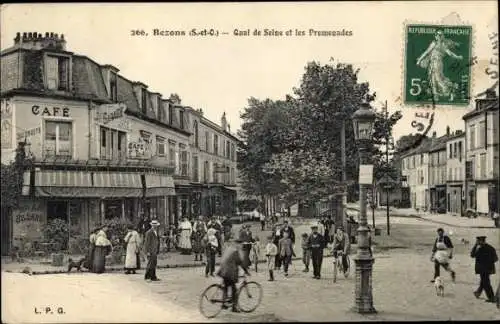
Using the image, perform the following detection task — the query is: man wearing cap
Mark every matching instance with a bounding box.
[471,235,498,303]
[144,219,161,281]
[430,228,456,283]
[307,225,326,279]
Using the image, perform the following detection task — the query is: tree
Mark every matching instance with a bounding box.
[237,98,292,207]
[1,142,27,209]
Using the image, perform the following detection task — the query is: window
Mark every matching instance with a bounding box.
[480,153,486,178]
[214,134,219,155]
[231,168,235,185]
[469,124,475,150]
[141,88,148,114]
[420,170,424,184]
[157,99,164,122]
[448,168,452,181]
[109,72,118,102]
[45,55,70,91]
[169,140,176,171]
[168,104,174,125]
[179,109,185,129]
[466,160,473,179]
[99,126,126,160]
[458,141,462,162]
[192,155,199,182]
[193,121,199,148]
[204,161,210,183]
[205,131,210,152]
[420,154,423,165]
[180,144,188,176]
[226,141,231,159]
[478,121,486,148]
[231,143,236,162]
[156,136,166,156]
[45,121,72,157]
[449,144,453,158]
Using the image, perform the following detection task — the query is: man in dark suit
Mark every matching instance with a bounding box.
[307,225,325,279]
[217,237,250,313]
[471,235,498,303]
[280,220,295,244]
[144,219,161,282]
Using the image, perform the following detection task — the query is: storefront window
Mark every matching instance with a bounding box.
[104,199,122,220]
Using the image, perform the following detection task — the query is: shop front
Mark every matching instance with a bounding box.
[144,173,176,230]
[447,184,463,215]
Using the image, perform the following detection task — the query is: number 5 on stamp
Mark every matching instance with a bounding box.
[404,24,473,105]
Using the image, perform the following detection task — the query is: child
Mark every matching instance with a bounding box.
[301,232,311,273]
[265,235,278,281]
[278,231,296,277]
[204,227,218,277]
[250,236,261,273]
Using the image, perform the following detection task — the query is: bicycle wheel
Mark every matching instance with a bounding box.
[343,255,350,278]
[199,284,225,318]
[237,281,263,313]
[333,258,338,283]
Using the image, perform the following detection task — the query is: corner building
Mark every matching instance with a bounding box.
[0,32,238,251]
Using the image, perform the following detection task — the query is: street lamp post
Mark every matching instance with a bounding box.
[351,102,377,314]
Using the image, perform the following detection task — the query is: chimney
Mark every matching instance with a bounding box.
[221,112,227,131]
[432,131,436,138]
[13,32,67,51]
[446,126,450,136]
[228,124,231,133]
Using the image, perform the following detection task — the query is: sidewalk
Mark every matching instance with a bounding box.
[2,220,317,275]
[346,203,495,228]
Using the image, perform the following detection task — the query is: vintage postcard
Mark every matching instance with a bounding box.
[1,2,499,323]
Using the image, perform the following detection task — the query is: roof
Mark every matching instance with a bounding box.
[428,135,449,153]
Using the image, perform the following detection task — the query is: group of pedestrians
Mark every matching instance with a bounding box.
[429,227,499,305]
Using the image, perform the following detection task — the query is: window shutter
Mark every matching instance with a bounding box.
[58,57,69,90]
[183,112,189,131]
[46,56,59,90]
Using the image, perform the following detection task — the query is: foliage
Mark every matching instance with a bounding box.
[1,143,27,209]
[104,217,133,247]
[42,218,69,251]
[237,199,260,212]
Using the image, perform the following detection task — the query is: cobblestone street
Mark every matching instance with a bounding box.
[3,247,499,323]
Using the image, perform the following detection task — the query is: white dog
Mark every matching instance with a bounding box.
[434,276,444,297]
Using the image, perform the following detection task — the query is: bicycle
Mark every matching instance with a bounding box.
[199,275,263,318]
[332,250,350,283]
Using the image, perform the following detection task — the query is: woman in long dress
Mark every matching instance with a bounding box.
[192,216,207,261]
[178,217,193,255]
[124,225,141,274]
[85,227,99,272]
[416,30,463,100]
[93,226,112,274]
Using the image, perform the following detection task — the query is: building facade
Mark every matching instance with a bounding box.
[428,135,448,213]
[0,32,239,251]
[401,138,432,211]
[445,131,465,215]
[463,92,499,216]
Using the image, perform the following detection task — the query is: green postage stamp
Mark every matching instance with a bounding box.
[404,24,473,105]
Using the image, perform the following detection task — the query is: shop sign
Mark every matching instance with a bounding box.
[32,105,70,117]
[128,134,153,159]
[12,201,45,245]
[17,127,41,141]
[95,103,127,124]
[1,99,13,149]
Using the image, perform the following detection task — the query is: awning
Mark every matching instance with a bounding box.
[33,170,143,198]
[93,171,143,198]
[34,170,96,198]
[223,186,237,191]
[145,174,175,197]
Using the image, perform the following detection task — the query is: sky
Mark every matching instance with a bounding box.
[1,2,498,141]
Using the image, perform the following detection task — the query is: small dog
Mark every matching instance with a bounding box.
[67,257,86,272]
[434,276,445,297]
[461,238,470,245]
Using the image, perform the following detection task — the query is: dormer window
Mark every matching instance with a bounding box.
[141,88,148,115]
[45,54,70,91]
[157,97,163,121]
[109,72,118,102]
[168,104,174,125]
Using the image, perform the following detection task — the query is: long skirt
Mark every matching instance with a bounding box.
[84,245,95,272]
[93,246,108,274]
[179,230,192,250]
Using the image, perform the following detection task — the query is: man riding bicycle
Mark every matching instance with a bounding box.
[332,226,350,274]
[216,236,251,313]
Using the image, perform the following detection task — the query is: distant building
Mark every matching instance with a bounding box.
[462,91,499,217]
[445,130,465,215]
[428,133,449,213]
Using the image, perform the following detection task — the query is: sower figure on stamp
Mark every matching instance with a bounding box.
[144,220,161,282]
[430,228,456,283]
[471,236,498,303]
[307,225,325,279]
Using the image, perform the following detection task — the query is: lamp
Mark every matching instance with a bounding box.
[351,101,377,314]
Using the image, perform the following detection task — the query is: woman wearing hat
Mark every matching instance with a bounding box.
[124,224,142,274]
[93,225,112,274]
[178,217,193,255]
